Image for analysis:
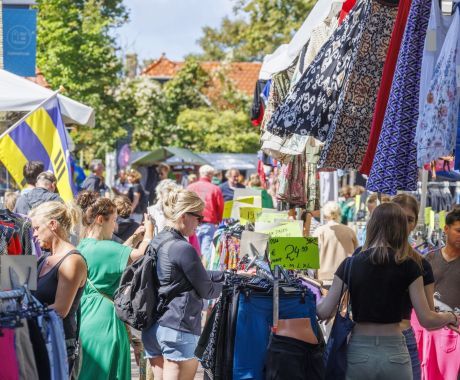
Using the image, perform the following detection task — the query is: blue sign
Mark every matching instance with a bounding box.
[2,7,37,76]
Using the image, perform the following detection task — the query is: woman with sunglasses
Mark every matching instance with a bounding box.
[142,188,224,380]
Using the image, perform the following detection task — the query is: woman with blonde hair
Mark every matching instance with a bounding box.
[317,203,458,380]
[148,179,181,232]
[313,201,358,286]
[127,168,147,223]
[76,194,154,380]
[30,201,87,375]
[142,188,224,380]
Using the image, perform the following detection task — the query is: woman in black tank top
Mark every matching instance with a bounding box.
[29,201,87,374]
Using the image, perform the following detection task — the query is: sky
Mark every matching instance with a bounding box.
[116,0,235,64]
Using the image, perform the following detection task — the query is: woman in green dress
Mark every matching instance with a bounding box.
[76,194,154,380]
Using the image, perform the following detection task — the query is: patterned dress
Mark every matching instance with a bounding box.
[367,0,432,194]
[416,9,460,166]
[265,0,370,142]
[318,0,398,169]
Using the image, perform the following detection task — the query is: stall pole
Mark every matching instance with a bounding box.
[418,169,429,227]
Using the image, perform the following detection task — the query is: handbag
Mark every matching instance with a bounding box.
[324,257,355,380]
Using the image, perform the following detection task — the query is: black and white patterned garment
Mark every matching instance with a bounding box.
[265,0,370,142]
[318,0,398,169]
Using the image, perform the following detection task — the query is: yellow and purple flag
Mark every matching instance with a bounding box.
[0,96,76,201]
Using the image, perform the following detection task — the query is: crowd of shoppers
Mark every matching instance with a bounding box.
[3,159,459,380]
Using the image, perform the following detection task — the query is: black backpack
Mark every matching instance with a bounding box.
[114,237,174,330]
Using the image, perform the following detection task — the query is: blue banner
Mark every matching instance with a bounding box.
[2,7,37,76]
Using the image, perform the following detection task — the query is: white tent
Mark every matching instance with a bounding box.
[0,69,95,127]
[259,0,341,80]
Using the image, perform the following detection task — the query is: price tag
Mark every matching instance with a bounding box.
[355,194,361,211]
[265,221,303,237]
[439,210,446,230]
[223,201,233,219]
[236,196,255,205]
[269,237,319,270]
[240,207,262,224]
[429,210,435,230]
[256,211,289,223]
[424,207,432,225]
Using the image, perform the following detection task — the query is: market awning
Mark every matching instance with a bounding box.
[197,153,258,171]
[0,69,95,127]
[130,147,210,166]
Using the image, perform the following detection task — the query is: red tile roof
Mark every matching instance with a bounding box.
[142,55,261,97]
[25,68,51,88]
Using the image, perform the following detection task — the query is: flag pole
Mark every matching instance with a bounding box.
[0,90,60,140]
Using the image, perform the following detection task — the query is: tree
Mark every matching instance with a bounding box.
[198,0,315,61]
[174,108,260,153]
[36,0,128,158]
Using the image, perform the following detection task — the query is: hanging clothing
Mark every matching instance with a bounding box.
[15,320,39,380]
[251,79,268,126]
[418,0,458,117]
[77,239,132,380]
[318,0,399,170]
[261,62,297,131]
[366,0,432,194]
[360,0,412,174]
[276,154,307,206]
[265,0,370,142]
[338,0,357,24]
[0,328,20,380]
[416,9,460,166]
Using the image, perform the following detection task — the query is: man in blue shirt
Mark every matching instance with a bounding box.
[219,168,245,202]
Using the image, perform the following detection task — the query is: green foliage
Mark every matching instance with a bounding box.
[198,0,315,61]
[175,108,260,153]
[36,0,128,158]
[163,59,210,124]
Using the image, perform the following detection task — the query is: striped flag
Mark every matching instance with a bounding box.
[0,95,76,201]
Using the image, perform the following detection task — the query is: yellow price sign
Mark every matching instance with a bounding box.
[439,211,446,230]
[424,207,432,226]
[269,237,319,270]
[240,207,262,224]
[223,201,233,219]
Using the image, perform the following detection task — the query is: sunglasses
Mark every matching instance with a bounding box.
[187,212,204,223]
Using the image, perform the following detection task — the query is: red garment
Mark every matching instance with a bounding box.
[0,329,19,380]
[257,160,267,189]
[0,221,22,255]
[251,103,265,126]
[338,0,357,24]
[359,0,412,175]
[187,177,224,224]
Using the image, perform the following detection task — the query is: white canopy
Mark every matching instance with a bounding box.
[259,0,341,80]
[0,69,95,127]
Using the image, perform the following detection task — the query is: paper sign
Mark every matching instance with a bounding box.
[429,210,435,230]
[269,237,319,270]
[355,195,361,211]
[240,231,269,258]
[439,210,446,230]
[256,211,289,223]
[266,221,303,237]
[236,196,255,205]
[223,201,233,219]
[240,207,262,224]
[234,189,262,207]
[424,207,432,225]
[255,221,287,232]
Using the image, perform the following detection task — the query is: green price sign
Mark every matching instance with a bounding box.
[269,237,319,270]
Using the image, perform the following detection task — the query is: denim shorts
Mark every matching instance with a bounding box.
[141,323,200,361]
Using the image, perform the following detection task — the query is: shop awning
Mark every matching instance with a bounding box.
[130,147,210,166]
[197,153,258,171]
[0,69,95,127]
